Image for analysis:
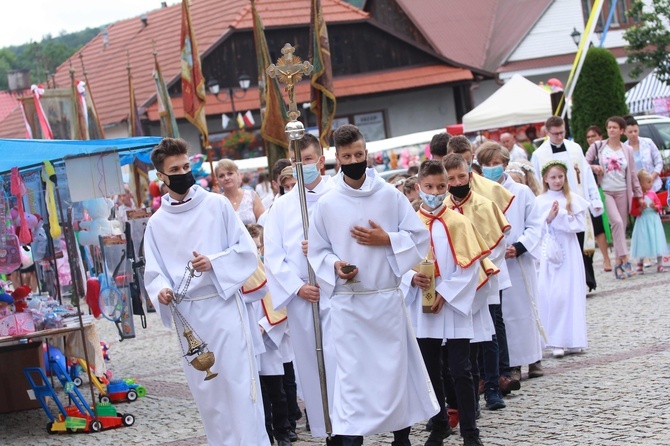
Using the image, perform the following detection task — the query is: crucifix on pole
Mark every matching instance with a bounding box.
[267,43,333,438]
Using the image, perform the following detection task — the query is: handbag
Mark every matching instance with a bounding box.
[541,223,563,267]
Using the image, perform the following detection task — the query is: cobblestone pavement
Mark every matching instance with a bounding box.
[1,252,669,445]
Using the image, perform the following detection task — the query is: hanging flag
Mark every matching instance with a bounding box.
[128,63,144,137]
[251,0,289,164]
[236,113,245,129]
[18,100,33,139]
[221,113,231,129]
[153,51,180,138]
[79,53,105,139]
[31,84,53,139]
[243,110,255,127]
[180,0,208,145]
[71,73,88,140]
[309,0,336,149]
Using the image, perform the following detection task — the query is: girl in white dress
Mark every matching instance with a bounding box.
[536,161,590,357]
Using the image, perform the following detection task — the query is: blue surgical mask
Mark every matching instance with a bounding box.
[292,163,320,184]
[482,165,504,182]
[419,189,447,209]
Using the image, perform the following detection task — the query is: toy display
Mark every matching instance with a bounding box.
[24,359,134,434]
[77,198,121,246]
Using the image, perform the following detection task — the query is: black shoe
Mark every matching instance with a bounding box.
[277,440,291,446]
[326,435,343,446]
[391,441,411,446]
[424,420,453,446]
[484,390,506,410]
[288,429,298,442]
[463,436,484,446]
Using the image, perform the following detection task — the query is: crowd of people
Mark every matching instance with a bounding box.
[142,115,667,446]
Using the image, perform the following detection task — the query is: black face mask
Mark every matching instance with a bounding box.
[340,159,367,180]
[162,171,196,195]
[449,182,470,199]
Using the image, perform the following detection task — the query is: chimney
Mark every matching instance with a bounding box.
[7,69,31,92]
[102,28,109,48]
[161,1,167,7]
[141,14,148,28]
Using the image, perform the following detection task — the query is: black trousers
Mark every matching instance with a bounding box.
[577,230,596,291]
[435,338,479,438]
[282,362,300,430]
[260,375,290,441]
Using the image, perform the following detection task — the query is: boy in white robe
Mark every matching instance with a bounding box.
[143,138,269,446]
[308,125,439,446]
[405,159,490,446]
[476,143,544,379]
[263,134,338,442]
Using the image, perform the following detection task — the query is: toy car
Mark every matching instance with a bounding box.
[48,403,134,433]
[99,378,146,403]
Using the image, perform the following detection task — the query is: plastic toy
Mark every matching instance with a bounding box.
[23,359,134,434]
[77,198,121,246]
[76,357,145,404]
[101,341,110,361]
[43,345,67,376]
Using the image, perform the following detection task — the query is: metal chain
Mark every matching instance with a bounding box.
[169,262,202,359]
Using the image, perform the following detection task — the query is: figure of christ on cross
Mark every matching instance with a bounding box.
[267,43,313,120]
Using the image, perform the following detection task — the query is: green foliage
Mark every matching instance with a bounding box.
[571,47,629,150]
[624,0,670,81]
[0,27,101,90]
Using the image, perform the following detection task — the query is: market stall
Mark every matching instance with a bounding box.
[0,137,160,424]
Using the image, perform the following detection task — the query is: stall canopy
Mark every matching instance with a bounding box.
[625,69,670,115]
[0,137,162,173]
[463,74,552,132]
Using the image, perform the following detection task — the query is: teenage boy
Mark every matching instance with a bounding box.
[144,137,268,445]
[443,153,511,411]
[308,124,438,446]
[476,142,544,379]
[407,159,490,446]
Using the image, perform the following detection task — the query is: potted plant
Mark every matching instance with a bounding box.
[221,130,254,156]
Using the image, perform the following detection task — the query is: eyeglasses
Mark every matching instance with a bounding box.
[548,131,565,137]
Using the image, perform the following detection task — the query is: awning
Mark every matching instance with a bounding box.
[0,137,162,173]
[625,69,670,115]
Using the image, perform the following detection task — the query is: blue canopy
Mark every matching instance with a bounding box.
[0,137,162,173]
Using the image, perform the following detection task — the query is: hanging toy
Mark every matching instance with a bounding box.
[10,167,31,245]
[42,160,61,239]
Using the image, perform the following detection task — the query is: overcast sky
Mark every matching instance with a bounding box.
[1,0,179,48]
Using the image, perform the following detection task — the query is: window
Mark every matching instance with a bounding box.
[581,0,640,31]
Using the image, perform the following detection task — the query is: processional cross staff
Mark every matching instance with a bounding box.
[267,43,333,438]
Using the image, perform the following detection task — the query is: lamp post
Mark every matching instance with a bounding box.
[207,74,251,128]
[570,27,581,47]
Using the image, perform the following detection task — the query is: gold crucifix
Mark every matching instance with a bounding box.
[267,43,313,121]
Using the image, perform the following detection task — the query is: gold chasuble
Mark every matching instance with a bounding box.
[417,206,499,290]
[446,191,511,251]
[242,257,287,325]
[471,174,515,214]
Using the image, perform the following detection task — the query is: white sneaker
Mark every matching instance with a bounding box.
[552,348,565,358]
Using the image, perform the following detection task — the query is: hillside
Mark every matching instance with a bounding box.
[0,27,101,91]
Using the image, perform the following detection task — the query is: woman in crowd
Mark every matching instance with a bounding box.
[623,115,664,192]
[585,117,643,279]
[585,126,613,273]
[215,159,264,224]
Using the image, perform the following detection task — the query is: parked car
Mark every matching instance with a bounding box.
[635,115,670,154]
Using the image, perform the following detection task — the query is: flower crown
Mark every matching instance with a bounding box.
[541,160,568,177]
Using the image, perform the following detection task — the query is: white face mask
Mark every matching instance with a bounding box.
[292,163,320,184]
[419,189,447,208]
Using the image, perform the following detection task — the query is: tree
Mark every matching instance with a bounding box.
[0,49,17,90]
[571,47,628,150]
[624,0,670,82]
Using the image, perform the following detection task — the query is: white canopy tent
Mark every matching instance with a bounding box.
[463,74,553,132]
[625,69,670,115]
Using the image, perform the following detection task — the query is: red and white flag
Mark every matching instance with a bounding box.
[31,84,53,139]
[243,110,255,127]
[18,101,33,139]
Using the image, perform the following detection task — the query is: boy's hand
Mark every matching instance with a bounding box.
[191,251,212,272]
[158,288,173,305]
[412,272,431,290]
[335,261,358,280]
[297,284,320,303]
[351,220,391,246]
[431,293,446,314]
[505,245,517,259]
